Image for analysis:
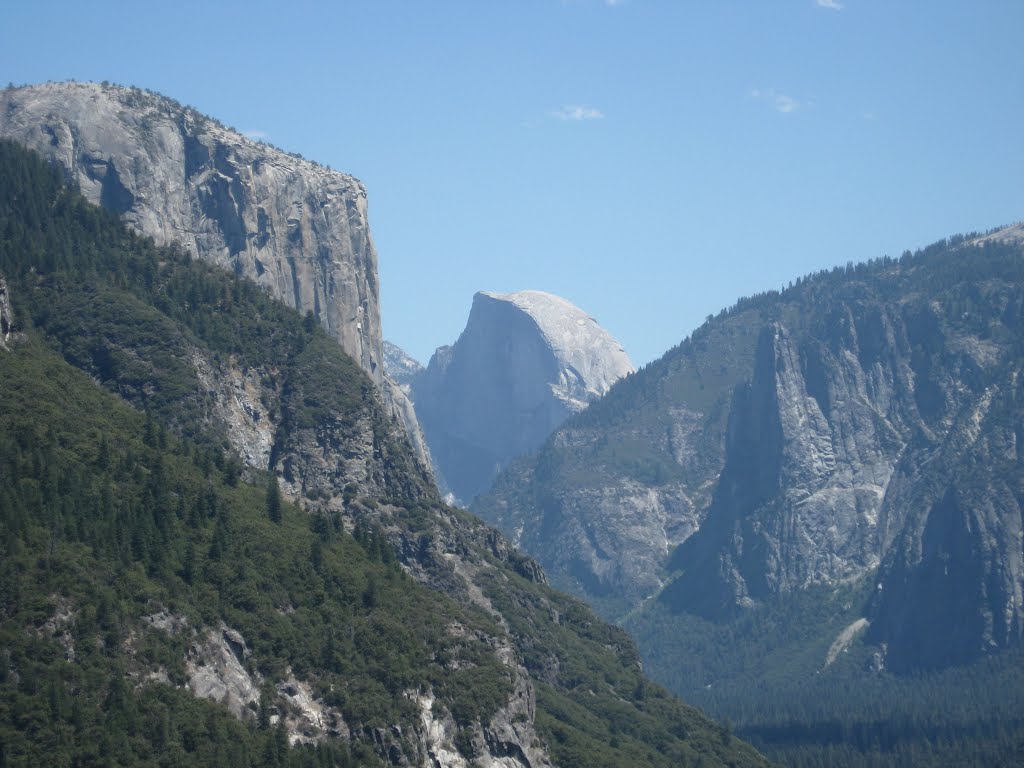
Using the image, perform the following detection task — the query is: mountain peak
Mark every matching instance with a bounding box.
[475,289,634,408]
[412,289,633,503]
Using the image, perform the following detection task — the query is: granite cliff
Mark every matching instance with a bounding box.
[474,301,755,616]
[477,228,1024,672]
[0,81,381,378]
[662,229,1024,674]
[413,290,633,503]
[0,81,433,469]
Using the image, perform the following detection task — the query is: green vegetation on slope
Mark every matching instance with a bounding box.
[0,134,383,463]
[0,138,508,765]
[0,338,410,767]
[629,583,1024,767]
[475,565,767,768]
[0,138,768,767]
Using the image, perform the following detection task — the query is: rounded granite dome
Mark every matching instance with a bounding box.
[477,289,634,409]
[412,288,633,503]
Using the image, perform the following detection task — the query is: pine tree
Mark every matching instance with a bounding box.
[267,474,282,524]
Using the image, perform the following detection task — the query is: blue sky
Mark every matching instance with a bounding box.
[2,1,1022,366]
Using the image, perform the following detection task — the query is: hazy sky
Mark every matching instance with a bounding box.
[2,1,1022,366]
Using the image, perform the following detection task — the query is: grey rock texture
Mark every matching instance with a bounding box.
[478,644,551,768]
[0,277,17,350]
[192,352,276,470]
[276,672,348,745]
[410,640,553,768]
[414,290,633,503]
[479,234,1024,671]
[383,340,424,395]
[867,373,1024,672]
[36,597,76,662]
[194,342,557,764]
[480,441,707,614]
[664,262,1024,644]
[0,82,383,381]
[474,308,756,616]
[382,375,435,478]
[185,624,260,720]
[663,319,911,617]
[667,315,917,618]
[0,81,436,474]
[413,683,550,768]
[141,609,189,637]
[380,343,430,466]
[182,624,349,744]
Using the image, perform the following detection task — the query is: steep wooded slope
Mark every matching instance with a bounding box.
[0,140,767,768]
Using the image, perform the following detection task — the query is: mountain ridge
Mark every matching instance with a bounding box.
[475,225,1024,764]
[0,81,381,378]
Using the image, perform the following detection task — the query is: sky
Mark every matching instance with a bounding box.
[2,1,1023,367]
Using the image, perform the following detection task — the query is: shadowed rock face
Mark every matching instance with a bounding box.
[413,290,634,504]
[866,376,1024,672]
[662,276,1024,652]
[662,318,914,618]
[0,81,382,382]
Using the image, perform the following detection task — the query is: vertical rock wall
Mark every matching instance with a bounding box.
[0,82,383,382]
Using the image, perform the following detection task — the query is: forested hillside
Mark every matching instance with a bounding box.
[0,140,768,767]
[476,214,1024,765]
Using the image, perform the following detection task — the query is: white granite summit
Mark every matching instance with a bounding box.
[479,290,634,411]
[413,289,633,503]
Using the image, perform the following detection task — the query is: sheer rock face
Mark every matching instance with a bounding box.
[380,342,435,473]
[663,319,916,617]
[413,290,633,503]
[0,81,382,383]
[0,82,440,473]
[479,432,707,613]
[382,378,435,474]
[473,309,758,615]
[479,238,1024,671]
[867,375,1024,672]
[665,287,1023,647]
